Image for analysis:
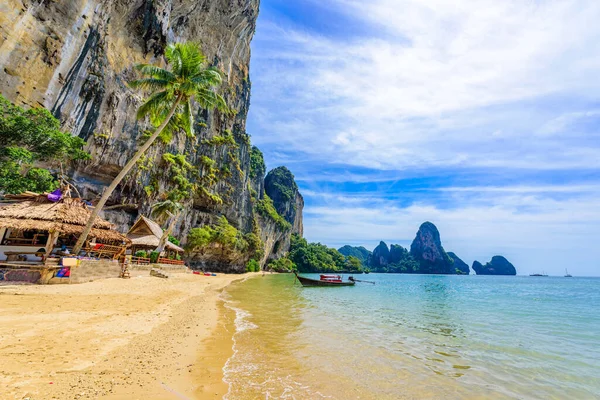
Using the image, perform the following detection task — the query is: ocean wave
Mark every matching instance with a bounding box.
[221,287,258,400]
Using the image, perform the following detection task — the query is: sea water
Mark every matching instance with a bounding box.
[222,274,600,399]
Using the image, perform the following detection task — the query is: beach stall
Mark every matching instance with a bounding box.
[0,193,130,283]
[126,216,184,265]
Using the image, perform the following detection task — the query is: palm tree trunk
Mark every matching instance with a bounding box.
[155,213,178,254]
[73,95,183,254]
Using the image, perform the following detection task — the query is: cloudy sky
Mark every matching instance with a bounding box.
[246,0,600,276]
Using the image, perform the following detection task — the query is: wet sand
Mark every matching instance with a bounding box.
[0,272,256,399]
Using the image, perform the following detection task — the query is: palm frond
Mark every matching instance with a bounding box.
[190,68,223,87]
[136,91,171,120]
[129,78,170,92]
[177,42,206,78]
[180,100,194,138]
[151,199,183,223]
[164,44,183,76]
[134,64,176,81]
[130,41,230,146]
[195,88,230,114]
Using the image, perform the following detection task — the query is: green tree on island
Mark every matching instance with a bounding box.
[73,42,229,254]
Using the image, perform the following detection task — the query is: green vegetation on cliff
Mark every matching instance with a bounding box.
[255,194,291,230]
[268,257,296,272]
[338,245,371,265]
[0,95,89,194]
[448,252,470,275]
[288,234,361,273]
[249,146,265,179]
[265,166,298,203]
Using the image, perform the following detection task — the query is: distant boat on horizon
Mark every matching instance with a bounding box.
[530,272,549,277]
[565,269,573,278]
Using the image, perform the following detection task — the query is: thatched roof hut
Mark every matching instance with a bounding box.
[127,216,183,253]
[0,196,129,243]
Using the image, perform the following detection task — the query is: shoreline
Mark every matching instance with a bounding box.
[0,272,259,399]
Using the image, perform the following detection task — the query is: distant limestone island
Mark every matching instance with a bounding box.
[338,222,517,275]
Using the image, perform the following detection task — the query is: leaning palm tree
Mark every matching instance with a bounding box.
[73,42,228,254]
[151,198,184,254]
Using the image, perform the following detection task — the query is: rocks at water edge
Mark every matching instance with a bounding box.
[472,256,516,275]
[447,252,470,275]
[409,222,455,274]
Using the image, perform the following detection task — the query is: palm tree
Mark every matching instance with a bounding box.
[151,198,184,254]
[73,42,228,254]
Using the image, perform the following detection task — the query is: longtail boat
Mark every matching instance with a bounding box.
[294,272,356,287]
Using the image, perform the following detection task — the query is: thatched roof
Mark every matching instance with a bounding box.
[127,215,184,252]
[0,196,129,243]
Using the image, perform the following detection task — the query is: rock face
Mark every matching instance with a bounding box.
[447,252,470,275]
[264,167,303,237]
[370,241,390,268]
[472,256,516,275]
[409,222,454,274]
[255,166,304,268]
[338,245,371,265]
[0,0,304,271]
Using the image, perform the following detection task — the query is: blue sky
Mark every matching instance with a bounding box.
[246,0,600,276]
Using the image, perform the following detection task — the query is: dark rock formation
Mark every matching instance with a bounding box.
[338,245,371,265]
[0,0,304,272]
[409,222,454,274]
[370,241,390,269]
[448,252,470,275]
[265,166,303,236]
[472,256,516,275]
[389,244,408,264]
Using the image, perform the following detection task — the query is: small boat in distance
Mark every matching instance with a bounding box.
[530,272,549,277]
[564,269,573,277]
[294,272,356,287]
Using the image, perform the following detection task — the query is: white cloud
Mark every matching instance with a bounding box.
[248,1,600,275]
[249,0,600,170]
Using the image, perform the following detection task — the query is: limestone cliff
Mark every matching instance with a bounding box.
[409,222,454,274]
[264,166,303,236]
[369,241,390,269]
[472,256,516,275]
[0,0,304,270]
[447,252,470,275]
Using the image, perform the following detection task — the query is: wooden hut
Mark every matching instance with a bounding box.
[0,195,129,262]
[127,215,184,258]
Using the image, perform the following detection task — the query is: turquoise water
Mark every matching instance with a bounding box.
[223,274,600,399]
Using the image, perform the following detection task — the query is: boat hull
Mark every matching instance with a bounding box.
[295,274,355,287]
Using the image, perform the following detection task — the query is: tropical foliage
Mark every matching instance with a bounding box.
[268,257,296,272]
[0,95,89,194]
[255,194,291,230]
[288,234,360,273]
[151,196,184,253]
[249,146,265,179]
[185,216,249,255]
[337,245,371,265]
[74,41,228,253]
[246,258,261,272]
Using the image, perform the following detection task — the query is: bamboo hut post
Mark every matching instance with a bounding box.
[44,230,60,259]
[0,227,6,242]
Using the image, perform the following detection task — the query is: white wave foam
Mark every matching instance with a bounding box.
[221,288,259,400]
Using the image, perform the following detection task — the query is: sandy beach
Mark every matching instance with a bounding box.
[0,272,255,400]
